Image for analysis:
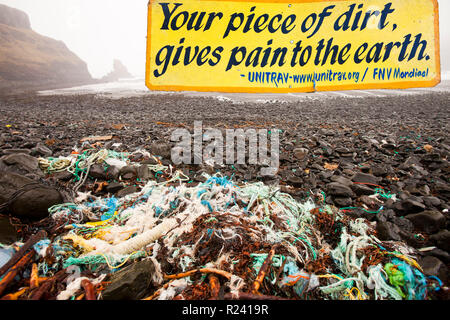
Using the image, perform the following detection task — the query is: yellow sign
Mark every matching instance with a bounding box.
[146,0,440,93]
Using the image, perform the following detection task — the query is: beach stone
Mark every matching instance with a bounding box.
[352,172,380,185]
[89,164,107,180]
[333,197,352,207]
[31,143,52,157]
[150,142,172,159]
[351,183,374,196]
[376,221,402,241]
[330,175,353,187]
[430,230,450,252]
[401,198,426,213]
[0,172,61,220]
[106,165,120,181]
[53,171,73,181]
[326,182,354,198]
[376,209,396,223]
[423,196,441,208]
[3,149,31,155]
[406,211,446,234]
[391,216,415,233]
[293,148,309,160]
[120,166,137,180]
[106,182,125,194]
[116,186,138,198]
[422,248,450,264]
[0,153,43,177]
[419,256,448,283]
[137,165,151,180]
[9,185,63,220]
[101,259,156,300]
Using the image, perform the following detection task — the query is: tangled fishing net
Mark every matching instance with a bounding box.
[30,149,442,300]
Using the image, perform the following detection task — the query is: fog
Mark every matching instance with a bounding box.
[0,0,449,79]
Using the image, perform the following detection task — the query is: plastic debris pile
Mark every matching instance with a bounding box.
[0,148,444,300]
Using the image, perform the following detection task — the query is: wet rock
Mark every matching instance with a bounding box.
[401,198,426,213]
[293,148,309,160]
[287,175,302,187]
[352,172,380,185]
[31,143,52,157]
[359,195,379,208]
[120,166,137,180]
[376,209,396,223]
[391,216,415,233]
[406,211,446,234]
[9,184,64,220]
[101,259,157,300]
[423,196,441,208]
[150,142,172,159]
[418,256,448,283]
[3,149,31,155]
[318,171,334,180]
[333,197,352,207]
[142,158,159,166]
[351,183,374,196]
[89,164,107,180]
[330,175,353,187]
[106,165,120,181]
[371,164,389,177]
[430,230,450,252]
[116,186,138,198]
[0,153,43,177]
[421,248,450,264]
[0,171,35,205]
[376,221,402,241]
[106,182,125,194]
[137,165,151,180]
[53,171,73,181]
[326,182,355,198]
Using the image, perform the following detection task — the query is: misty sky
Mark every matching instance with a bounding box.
[0,0,449,78]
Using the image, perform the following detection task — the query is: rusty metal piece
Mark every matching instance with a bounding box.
[164,268,233,281]
[208,275,220,300]
[0,230,46,279]
[30,263,39,290]
[81,279,96,300]
[224,292,290,300]
[252,248,275,294]
[0,250,34,296]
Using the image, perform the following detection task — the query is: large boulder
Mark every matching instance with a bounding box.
[0,172,63,220]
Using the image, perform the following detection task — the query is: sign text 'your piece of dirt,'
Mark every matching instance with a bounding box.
[146,0,440,93]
